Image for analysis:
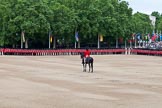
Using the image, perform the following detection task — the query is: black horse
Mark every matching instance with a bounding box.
[80,52,94,72]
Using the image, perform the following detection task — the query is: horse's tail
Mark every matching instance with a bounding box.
[90,57,94,72]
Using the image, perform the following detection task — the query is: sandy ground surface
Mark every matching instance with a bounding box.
[0,55,162,108]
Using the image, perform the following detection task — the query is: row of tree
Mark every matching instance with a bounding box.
[0,0,161,49]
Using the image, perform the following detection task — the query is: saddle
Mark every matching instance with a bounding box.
[82,57,92,64]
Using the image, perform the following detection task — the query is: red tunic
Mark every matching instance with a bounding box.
[84,50,90,57]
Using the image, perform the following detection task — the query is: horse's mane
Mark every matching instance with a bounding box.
[80,52,85,59]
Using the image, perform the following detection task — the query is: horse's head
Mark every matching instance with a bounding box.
[80,52,85,59]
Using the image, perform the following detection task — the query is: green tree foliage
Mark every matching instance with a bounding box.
[0,0,161,48]
[132,12,152,34]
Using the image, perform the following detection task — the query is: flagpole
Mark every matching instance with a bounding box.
[53,36,56,49]
[130,41,132,48]
[21,32,23,49]
[160,31,162,42]
[25,39,28,48]
[75,41,77,49]
[78,40,80,48]
[49,31,51,49]
[97,34,100,49]
[21,31,23,49]
[135,38,137,48]
[142,40,144,48]
[74,31,77,49]
[139,39,141,48]
[157,29,158,42]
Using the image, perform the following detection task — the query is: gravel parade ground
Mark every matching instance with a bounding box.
[0,55,162,108]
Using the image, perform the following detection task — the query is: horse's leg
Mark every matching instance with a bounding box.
[85,63,87,72]
[88,63,90,72]
[82,59,86,72]
[83,63,85,72]
[82,59,84,72]
[91,62,93,73]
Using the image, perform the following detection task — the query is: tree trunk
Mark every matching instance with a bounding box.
[116,37,118,48]
[125,39,127,48]
[25,39,28,48]
[53,36,56,49]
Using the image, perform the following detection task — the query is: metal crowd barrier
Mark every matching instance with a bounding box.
[0,48,126,56]
[130,49,162,56]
